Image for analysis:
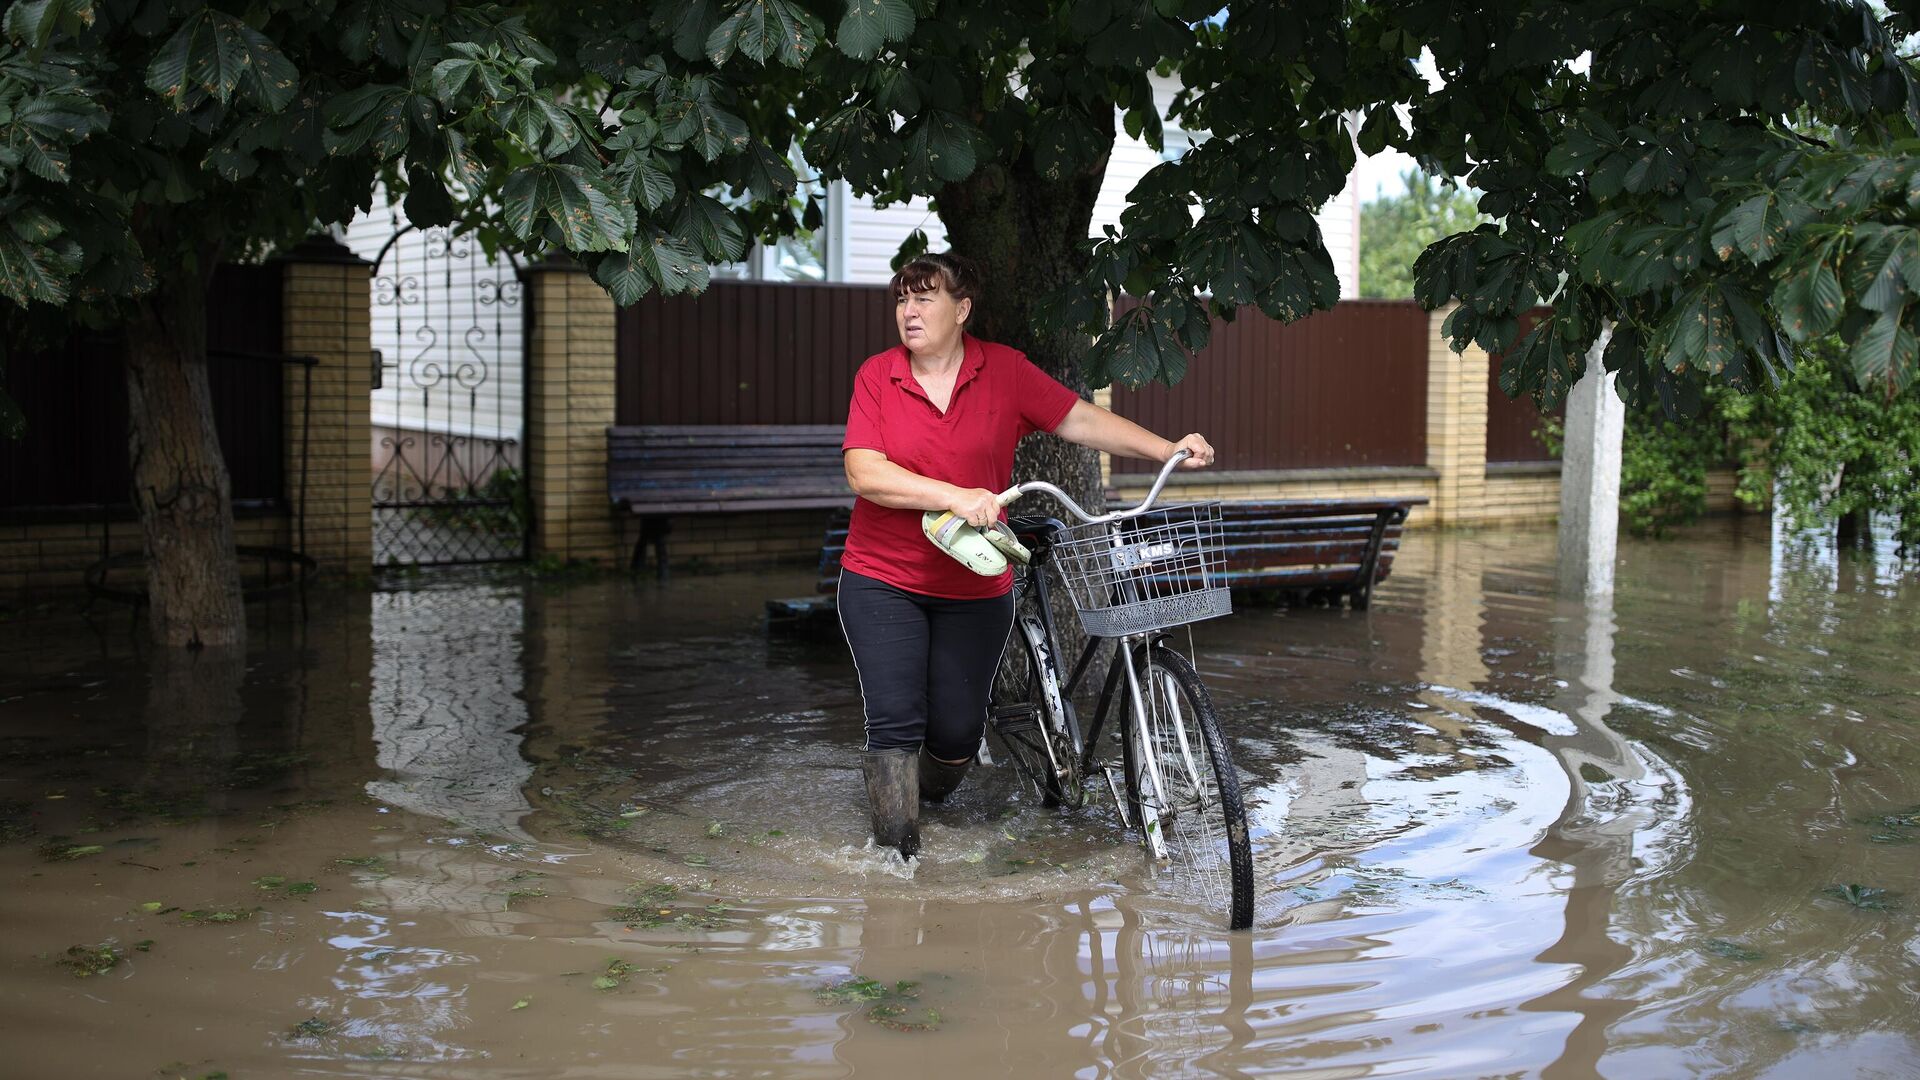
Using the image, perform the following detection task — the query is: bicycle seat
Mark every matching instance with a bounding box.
[1009,516,1067,545]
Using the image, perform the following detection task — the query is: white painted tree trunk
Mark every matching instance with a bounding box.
[1558,326,1624,600]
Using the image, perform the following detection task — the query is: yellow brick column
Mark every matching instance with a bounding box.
[525,259,619,565]
[281,237,373,576]
[1424,305,1490,525]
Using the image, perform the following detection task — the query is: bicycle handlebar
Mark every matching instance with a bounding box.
[996,449,1192,524]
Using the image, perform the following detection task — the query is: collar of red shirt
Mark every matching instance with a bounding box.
[886,334,986,404]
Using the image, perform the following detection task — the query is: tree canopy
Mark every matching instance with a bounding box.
[1359,169,1483,298]
[6,0,1920,409]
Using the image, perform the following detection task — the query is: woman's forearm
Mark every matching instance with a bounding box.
[1053,400,1176,461]
[844,449,969,511]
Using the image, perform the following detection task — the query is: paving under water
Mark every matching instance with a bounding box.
[1,517,1916,1077]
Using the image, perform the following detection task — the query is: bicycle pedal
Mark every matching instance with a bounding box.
[1105,767,1130,827]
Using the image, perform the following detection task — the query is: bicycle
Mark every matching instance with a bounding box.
[983,450,1255,930]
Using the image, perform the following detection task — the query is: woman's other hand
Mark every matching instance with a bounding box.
[1170,433,1215,469]
[948,487,1000,527]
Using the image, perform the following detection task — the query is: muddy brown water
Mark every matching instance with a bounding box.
[2,520,1917,1078]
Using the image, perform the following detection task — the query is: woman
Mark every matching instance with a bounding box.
[840,252,1214,858]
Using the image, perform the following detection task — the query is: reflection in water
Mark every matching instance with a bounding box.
[140,647,247,807]
[365,583,533,837]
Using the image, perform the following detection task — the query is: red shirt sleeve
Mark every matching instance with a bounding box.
[842,358,888,454]
[1013,351,1082,437]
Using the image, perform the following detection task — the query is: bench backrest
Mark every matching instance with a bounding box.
[609,424,853,514]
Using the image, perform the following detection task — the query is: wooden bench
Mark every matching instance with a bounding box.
[608,424,852,576]
[1207,498,1426,608]
[766,494,1427,623]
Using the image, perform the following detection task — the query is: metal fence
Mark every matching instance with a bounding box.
[616,280,891,426]
[0,264,287,515]
[1484,308,1559,464]
[1109,299,1431,473]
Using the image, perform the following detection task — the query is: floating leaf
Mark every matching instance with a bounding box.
[1699,938,1764,962]
[288,1016,332,1039]
[55,942,122,978]
[1820,883,1901,910]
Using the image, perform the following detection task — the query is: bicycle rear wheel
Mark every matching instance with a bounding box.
[990,620,1085,808]
[1132,644,1254,930]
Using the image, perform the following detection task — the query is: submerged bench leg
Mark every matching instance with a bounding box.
[633,515,672,580]
[1349,510,1395,610]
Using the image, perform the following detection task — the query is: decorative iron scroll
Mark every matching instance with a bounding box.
[370,224,528,566]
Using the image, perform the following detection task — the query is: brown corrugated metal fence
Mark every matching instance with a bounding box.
[1484,308,1559,463]
[1108,299,1430,473]
[615,280,894,426]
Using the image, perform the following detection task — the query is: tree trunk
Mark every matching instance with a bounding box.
[124,270,247,648]
[939,130,1114,521]
[940,122,1115,693]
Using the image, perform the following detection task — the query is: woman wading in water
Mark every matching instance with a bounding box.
[838,252,1214,858]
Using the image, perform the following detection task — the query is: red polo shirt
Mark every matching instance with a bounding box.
[841,335,1081,599]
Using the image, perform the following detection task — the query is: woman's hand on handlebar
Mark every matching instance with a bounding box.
[947,486,1001,528]
[1169,433,1215,469]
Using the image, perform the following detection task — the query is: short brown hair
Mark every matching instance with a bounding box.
[890,252,982,307]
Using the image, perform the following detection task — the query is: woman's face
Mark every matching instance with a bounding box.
[895,282,971,358]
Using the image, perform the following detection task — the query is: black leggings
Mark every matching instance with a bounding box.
[837,569,1015,759]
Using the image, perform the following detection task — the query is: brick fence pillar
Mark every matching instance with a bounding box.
[280,237,372,575]
[524,259,619,566]
[1424,305,1490,526]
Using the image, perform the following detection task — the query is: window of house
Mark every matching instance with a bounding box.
[1159,127,1210,163]
[710,142,832,283]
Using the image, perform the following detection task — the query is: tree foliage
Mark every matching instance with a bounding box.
[1552,339,1920,546]
[1726,342,1920,551]
[1358,169,1483,299]
[6,0,1920,412]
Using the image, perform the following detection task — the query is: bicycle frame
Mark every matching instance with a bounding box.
[1016,556,1174,860]
[998,449,1212,863]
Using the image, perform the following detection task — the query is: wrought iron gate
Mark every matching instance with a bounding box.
[369,225,529,566]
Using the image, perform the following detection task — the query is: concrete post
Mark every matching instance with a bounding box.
[524,260,620,566]
[280,237,373,576]
[1557,326,1623,599]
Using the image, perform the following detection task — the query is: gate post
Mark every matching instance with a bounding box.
[1424,304,1491,526]
[524,258,619,566]
[280,236,373,575]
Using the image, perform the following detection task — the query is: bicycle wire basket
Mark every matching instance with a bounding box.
[1049,501,1233,637]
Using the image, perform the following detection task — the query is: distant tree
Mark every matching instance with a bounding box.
[1358,170,1483,299]
[5,1,1920,647]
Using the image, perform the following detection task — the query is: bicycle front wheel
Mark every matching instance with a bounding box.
[1134,644,1254,930]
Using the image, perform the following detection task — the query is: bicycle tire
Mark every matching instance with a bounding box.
[990,621,1085,809]
[1130,644,1254,930]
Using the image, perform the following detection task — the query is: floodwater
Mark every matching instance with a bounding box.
[2,519,1917,1078]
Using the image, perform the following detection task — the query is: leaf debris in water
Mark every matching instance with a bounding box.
[816,976,941,1032]
[1699,938,1764,962]
[55,942,124,978]
[1821,883,1901,910]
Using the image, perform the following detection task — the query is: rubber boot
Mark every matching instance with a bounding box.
[918,747,972,804]
[861,749,920,859]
